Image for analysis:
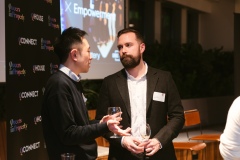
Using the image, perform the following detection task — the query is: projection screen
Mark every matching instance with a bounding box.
[60,0,125,79]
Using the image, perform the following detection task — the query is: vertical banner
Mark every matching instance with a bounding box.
[5,0,60,159]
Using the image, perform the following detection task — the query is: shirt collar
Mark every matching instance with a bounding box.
[59,64,81,82]
[125,62,148,80]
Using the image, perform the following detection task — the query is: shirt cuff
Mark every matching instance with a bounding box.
[153,138,162,149]
[121,136,125,147]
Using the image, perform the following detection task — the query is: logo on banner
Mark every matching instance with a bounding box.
[33,65,45,73]
[9,118,28,133]
[48,15,60,29]
[31,13,44,22]
[50,63,58,74]
[34,116,42,125]
[8,3,25,21]
[20,142,40,155]
[19,37,37,46]
[9,61,26,76]
[19,91,39,101]
[41,38,54,51]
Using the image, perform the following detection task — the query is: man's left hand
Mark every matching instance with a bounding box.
[139,138,161,156]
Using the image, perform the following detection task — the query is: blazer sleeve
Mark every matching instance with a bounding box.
[152,71,185,147]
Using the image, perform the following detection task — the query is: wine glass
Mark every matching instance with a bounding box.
[139,123,151,142]
[108,107,121,138]
[139,123,151,160]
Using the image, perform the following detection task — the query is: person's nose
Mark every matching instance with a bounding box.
[121,46,127,55]
[89,52,92,60]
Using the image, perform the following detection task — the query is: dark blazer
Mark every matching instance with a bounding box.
[96,66,185,160]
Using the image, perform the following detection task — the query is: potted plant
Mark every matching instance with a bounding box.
[143,42,234,99]
[81,79,102,110]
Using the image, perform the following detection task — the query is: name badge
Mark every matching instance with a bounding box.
[153,92,165,102]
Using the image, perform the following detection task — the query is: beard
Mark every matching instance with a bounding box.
[120,54,141,69]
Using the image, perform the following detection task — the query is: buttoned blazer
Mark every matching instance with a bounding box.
[96,66,185,160]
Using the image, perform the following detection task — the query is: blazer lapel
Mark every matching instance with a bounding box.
[146,67,158,111]
[116,70,131,117]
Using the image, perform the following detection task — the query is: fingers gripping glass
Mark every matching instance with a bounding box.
[139,123,151,160]
[139,123,151,141]
[108,107,121,138]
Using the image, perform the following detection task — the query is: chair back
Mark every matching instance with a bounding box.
[184,109,201,127]
[184,109,203,140]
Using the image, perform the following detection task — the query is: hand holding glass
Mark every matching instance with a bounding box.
[139,123,151,159]
[108,107,121,138]
[139,123,151,142]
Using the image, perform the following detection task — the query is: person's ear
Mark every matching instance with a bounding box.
[70,49,77,61]
[140,43,145,54]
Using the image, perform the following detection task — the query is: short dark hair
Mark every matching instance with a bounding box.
[54,27,87,63]
[117,28,144,43]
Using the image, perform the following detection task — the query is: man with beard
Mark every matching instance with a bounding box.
[96,28,185,160]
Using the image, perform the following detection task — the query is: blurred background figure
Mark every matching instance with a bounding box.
[219,96,240,160]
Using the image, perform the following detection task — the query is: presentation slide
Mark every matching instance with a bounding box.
[60,0,124,79]
[0,0,5,82]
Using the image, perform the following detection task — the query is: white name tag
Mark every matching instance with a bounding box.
[153,92,165,102]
